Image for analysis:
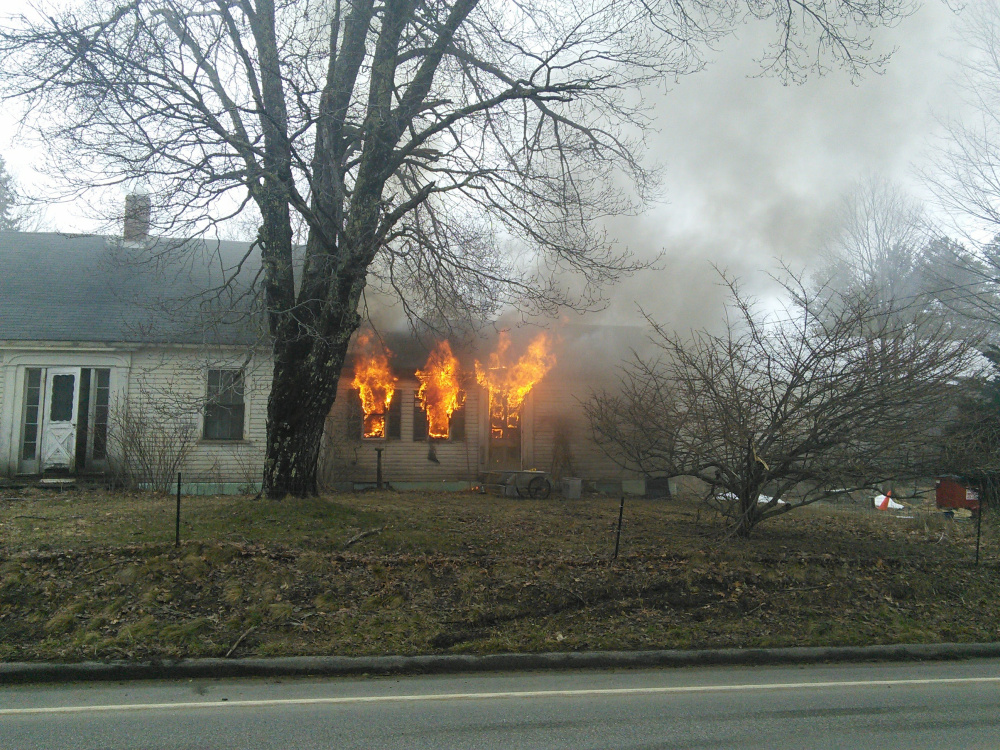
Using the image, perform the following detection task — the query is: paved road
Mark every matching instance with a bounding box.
[2,659,1000,749]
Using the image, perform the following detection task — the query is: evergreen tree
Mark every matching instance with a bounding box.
[0,155,26,231]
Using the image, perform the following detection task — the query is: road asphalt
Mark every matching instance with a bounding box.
[5,659,1000,749]
[4,642,1000,685]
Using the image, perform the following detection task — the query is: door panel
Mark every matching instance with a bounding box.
[39,367,81,471]
[486,391,522,471]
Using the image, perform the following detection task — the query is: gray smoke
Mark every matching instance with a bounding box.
[593,2,967,333]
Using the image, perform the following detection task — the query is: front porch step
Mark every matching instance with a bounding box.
[4,473,111,492]
[38,477,77,488]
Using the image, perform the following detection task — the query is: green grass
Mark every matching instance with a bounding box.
[1,487,997,662]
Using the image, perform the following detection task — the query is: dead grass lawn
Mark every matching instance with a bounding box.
[0,487,996,662]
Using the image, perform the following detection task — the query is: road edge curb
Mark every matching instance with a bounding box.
[5,642,1000,684]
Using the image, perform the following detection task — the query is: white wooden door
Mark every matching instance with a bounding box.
[39,367,81,471]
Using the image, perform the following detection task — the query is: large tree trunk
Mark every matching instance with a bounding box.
[732,440,765,538]
[262,336,352,498]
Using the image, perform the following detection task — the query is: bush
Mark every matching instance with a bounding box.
[107,398,196,492]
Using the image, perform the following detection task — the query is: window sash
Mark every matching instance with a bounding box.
[205,369,245,441]
[208,369,244,405]
[21,368,42,461]
[413,395,466,441]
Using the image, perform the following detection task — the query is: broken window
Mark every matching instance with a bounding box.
[347,387,400,440]
[413,392,466,441]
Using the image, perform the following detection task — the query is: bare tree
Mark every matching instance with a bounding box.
[588,274,980,538]
[815,176,931,313]
[0,0,916,497]
[927,1,1000,235]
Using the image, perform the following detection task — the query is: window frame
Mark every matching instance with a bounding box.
[20,367,43,461]
[203,368,245,442]
[413,391,466,442]
[347,387,400,440]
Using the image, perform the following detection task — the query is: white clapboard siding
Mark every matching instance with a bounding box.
[0,354,6,436]
[126,347,269,484]
[321,376,480,485]
[527,373,640,482]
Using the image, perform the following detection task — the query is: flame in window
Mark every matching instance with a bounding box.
[475,332,555,439]
[351,333,397,438]
[416,340,465,439]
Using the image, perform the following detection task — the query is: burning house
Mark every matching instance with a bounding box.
[320,325,646,494]
[0,206,645,494]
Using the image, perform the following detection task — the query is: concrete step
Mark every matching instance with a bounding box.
[2,474,111,492]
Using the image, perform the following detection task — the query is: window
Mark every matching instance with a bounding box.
[74,368,112,467]
[413,392,466,441]
[49,374,75,422]
[92,369,111,460]
[347,388,400,440]
[204,369,245,441]
[21,368,42,461]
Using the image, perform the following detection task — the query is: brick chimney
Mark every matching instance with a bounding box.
[123,193,151,242]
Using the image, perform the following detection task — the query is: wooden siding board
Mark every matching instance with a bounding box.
[320,377,481,484]
[0,355,8,475]
[527,377,640,482]
[125,348,269,483]
[0,356,6,454]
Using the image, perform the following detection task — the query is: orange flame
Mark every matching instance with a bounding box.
[475,332,555,438]
[350,333,397,438]
[416,340,465,439]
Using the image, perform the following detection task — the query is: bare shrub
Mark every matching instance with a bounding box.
[107,398,197,493]
[588,273,982,539]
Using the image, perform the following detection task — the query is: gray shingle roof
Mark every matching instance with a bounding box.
[0,231,651,377]
[0,231,262,346]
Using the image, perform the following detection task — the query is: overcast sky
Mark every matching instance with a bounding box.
[590,1,969,330]
[0,1,973,332]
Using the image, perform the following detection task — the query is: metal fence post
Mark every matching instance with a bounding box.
[976,496,983,566]
[613,495,625,560]
[175,473,181,547]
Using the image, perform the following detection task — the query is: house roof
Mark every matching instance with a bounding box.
[0,231,652,383]
[0,231,262,346]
